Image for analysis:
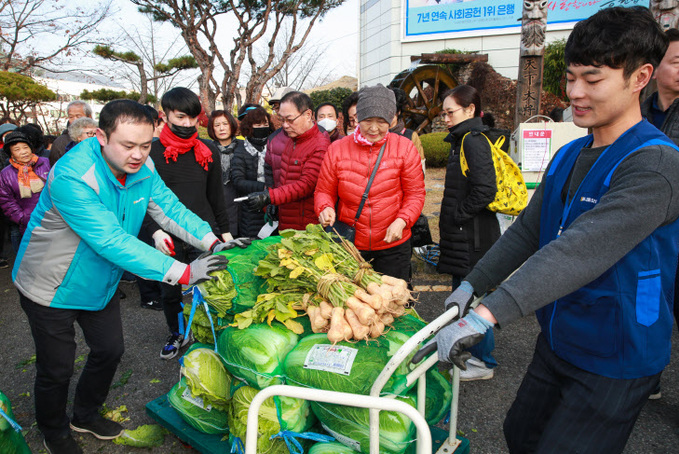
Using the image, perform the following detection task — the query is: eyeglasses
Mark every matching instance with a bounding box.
[278,109,309,125]
[84,131,96,137]
[441,107,464,118]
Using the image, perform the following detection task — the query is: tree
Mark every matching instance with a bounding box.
[309,87,352,110]
[93,44,197,104]
[80,88,157,104]
[131,0,346,111]
[0,0,112,73]
[0,70,56,122]
[543,39,567,102]
[259,24,335,94]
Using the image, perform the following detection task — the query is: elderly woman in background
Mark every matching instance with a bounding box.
[65,117,98,153]
[0,129,50,251]
[315,84,425,281]
[208,109,241,236]
[231,105,274,237]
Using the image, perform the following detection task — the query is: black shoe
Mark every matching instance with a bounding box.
[118,289,127,300]
[141,300,163,311]
[160,332,190,360]
[44,435,83,454]
[649,384,662,400]
[70,415,124,440]
[0,258,8,269]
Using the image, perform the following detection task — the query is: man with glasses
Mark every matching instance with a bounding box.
[246,91,330,230]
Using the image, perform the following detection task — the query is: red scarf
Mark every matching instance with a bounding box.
[160,126,213,171]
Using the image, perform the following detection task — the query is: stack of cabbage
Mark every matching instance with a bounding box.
[167,347,232,435]
[216,322,316,452]
[281,314,452,454]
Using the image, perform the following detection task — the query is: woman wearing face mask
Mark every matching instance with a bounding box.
[438,85,500,381]
[315,103,343,143]
[208,110,241,236]
[230,106,275,237]
[0,129,50,252]
[315,85,425,282]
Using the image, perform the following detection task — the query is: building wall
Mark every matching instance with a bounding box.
[359,0,572,87]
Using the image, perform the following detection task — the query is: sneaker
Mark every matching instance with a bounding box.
[160,332,190,360]
[0,258,8,269]
[69,415,123,440]
[458,357,495,382]
[140,300,163,311]
[44,435,83,454]
[649,384,662,400]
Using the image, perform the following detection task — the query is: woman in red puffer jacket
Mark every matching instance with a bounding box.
[315,84,425,282]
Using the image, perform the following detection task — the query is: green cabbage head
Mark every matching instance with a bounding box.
[181,348,232,409]
[229,385,314,454]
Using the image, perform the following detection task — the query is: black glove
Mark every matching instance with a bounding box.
[411,311,492,369]
[264,204,278,225]
[187,253,229,286]
[444,281,475,319]
[247,191,271,211]
[212,237,252,252]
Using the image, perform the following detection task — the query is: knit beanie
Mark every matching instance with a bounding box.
[0,123,17,140]
[356,84,397,124]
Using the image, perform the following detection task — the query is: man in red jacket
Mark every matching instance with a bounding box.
[246,91,330,230]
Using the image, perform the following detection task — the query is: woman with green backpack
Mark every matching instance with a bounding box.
[439,85,500,381]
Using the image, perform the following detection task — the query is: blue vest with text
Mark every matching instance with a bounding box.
[536,120,679,379]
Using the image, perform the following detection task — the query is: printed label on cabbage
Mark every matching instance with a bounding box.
[303,345,358,375]
[181,387,212,411]
[321,423,361,451]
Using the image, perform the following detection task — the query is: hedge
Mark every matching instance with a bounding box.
[420,132,450,168]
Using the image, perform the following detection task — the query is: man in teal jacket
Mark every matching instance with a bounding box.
[13,100,233,454]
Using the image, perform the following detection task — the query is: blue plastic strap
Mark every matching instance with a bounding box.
[0,407,22,432]
[231,436,245,454]
[181,286,200,338]
[270,430,335,454]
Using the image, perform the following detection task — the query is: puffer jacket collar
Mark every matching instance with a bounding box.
[286,123,321,144]
[444,117,488,143]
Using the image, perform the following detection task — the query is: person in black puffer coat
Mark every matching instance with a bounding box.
[231,105,274,237]
[438,85,500,380]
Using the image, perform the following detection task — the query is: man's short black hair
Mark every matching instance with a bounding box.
[161,87,202,118]
[315,102,338,118]
[280,91,313,114]
[667,28,679,43]
[99,100,154,138]
[565,6,667,80]
[143,105,159,125]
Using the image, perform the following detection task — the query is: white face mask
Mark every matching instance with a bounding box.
[317,118,337,133]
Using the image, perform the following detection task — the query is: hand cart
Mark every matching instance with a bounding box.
[245,305,468,454]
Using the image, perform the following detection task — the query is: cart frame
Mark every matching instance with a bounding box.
[245,304,465,454]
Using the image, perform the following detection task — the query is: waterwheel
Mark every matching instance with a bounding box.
[389,65,458,134]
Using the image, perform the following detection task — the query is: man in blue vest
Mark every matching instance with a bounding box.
[414,7,679,453]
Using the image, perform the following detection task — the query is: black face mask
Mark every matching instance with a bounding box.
[251,127,270,139]
[248,135,268,147]
[169,122,197,139]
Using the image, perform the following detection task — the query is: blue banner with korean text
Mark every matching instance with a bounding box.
[405,0,647,38]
